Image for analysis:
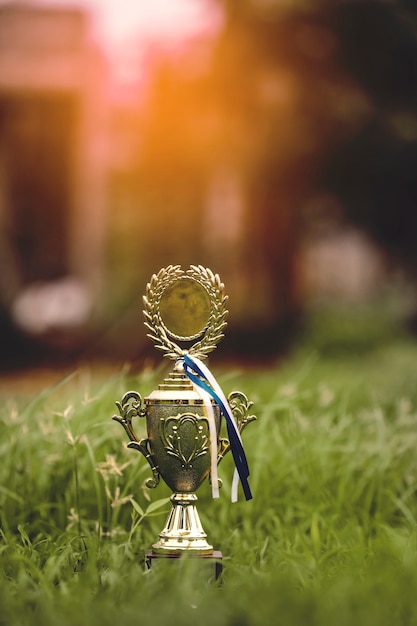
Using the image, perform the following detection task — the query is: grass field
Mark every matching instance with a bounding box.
[2,307,417,625]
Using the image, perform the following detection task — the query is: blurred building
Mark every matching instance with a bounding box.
[0,1,403,370]
[0,3,109,365]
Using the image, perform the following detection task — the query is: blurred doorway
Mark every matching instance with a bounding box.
[0,92,78,285]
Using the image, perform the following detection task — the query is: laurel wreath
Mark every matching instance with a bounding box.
[143,265,228,360]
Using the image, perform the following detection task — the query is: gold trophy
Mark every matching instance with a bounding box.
[112,265,256,569]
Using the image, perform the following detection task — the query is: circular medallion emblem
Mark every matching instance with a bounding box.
[143,265,228,360]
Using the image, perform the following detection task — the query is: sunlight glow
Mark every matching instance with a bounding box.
[30,0,223,87]
[39,0,221,45]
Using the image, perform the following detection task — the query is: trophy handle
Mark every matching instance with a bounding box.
[217,391,256,466]
[113,391,160,488]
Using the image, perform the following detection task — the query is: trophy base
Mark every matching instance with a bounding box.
[145,550,223,581]
[151,493,213,555]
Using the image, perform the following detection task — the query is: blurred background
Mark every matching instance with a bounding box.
[0,0,417,372]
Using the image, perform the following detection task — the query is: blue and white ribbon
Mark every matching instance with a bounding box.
[181,354,252,502]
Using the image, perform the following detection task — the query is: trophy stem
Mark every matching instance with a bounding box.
[152,493,214,554]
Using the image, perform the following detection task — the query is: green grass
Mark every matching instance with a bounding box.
[2,321,417,625]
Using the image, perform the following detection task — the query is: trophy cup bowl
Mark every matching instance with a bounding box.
[113,265,256,556]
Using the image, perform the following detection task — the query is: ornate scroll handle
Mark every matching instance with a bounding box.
[217,391,257,466]
[112,391,160,488]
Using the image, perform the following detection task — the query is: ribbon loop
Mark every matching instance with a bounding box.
[181,354,252,502]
